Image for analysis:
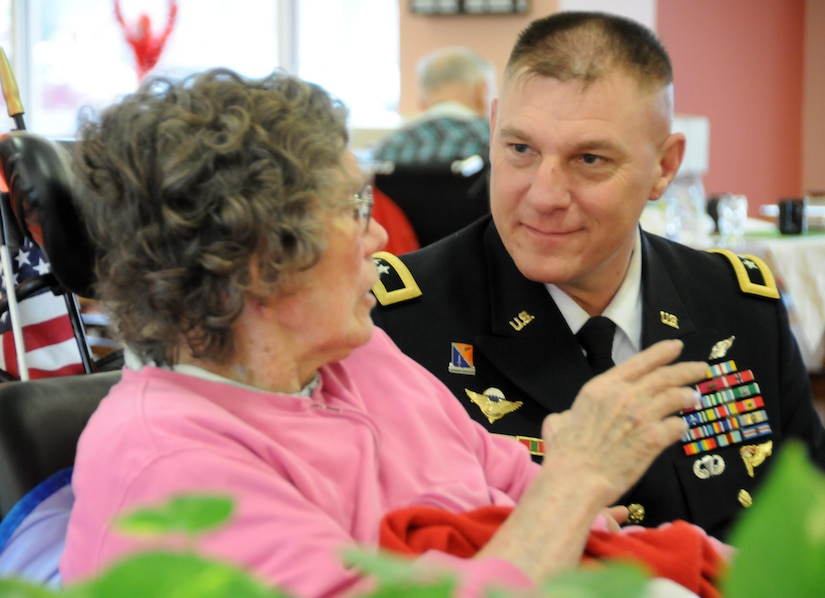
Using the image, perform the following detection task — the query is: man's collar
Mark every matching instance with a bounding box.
[546,229,643,351]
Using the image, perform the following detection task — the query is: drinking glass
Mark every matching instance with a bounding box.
[717,193,748,246]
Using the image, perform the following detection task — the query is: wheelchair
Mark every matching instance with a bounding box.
[0,131,122,585]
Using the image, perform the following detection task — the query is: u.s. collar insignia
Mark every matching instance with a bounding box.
[509,311,535,331]
[660,311,679,329]
[449,342,476,375]
[465,387,522,424]
[709,336,735,360]
[740,440,773,477]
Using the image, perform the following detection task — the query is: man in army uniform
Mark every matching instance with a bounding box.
[371,11,825,541]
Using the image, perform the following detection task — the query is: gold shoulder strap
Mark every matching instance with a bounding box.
[707,248,780,299]
[371,251,423,306]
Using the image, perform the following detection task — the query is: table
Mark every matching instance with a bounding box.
[732,229,825,371]
[640,206,825,371]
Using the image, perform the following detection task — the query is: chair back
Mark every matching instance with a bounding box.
[0,134,97,299]
[373,156,489,247]
[0,132,116,379]
[0,371,120,519]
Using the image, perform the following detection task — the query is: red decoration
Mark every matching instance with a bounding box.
[114,0,178,81]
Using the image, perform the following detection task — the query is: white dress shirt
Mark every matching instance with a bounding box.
[546,229,643,366]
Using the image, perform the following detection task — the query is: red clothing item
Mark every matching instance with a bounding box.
[371,187,419,255]
[380,505,726,598]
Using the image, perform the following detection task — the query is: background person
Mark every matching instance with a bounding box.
[370,46,494,164]
[60,67,715,597]
[371,11,825,541]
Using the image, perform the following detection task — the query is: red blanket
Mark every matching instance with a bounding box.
[380,506,724,598]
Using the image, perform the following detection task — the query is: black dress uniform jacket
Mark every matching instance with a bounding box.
[371,216,825,540]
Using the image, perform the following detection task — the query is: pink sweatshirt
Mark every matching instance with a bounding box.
[60,328,538,596]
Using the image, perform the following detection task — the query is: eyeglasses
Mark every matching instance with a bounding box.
[340,184,374,232]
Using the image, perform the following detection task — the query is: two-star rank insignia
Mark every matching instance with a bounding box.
[465,387,522,424]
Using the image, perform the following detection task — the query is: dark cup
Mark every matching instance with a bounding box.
[706,195,721,234]
[778,198,807,235]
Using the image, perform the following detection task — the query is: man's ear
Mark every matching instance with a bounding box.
[649,132,686,201]
[473,79,490,116]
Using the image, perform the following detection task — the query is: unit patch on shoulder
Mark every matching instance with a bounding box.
[371,251,423,306]
[706,249,780,299]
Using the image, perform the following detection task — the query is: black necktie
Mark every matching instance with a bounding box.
[576,316,616,375]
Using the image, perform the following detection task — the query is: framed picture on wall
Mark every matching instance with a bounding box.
[410,0,529,14]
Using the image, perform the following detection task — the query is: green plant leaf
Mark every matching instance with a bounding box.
[722,440,825,597]
[342,548,652,598]
[536,562,649,598]
[115,494,234,538]
[341,549,427,580]
[0,578,60,597]
[357,578,456,598]
[62,551,291,598]
[341,549,458,597]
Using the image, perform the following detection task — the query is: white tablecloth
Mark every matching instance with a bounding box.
[641,207,825,371]
[742,234,825,370]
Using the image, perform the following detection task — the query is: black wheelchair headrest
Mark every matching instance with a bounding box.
[0,132,97,298]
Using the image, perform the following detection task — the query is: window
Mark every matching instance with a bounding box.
[295,0,399,128]
[0,0,399,138]
[0,0,10,52]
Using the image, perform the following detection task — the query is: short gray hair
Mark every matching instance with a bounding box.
[505,11,672,92]
[417,46,495,96]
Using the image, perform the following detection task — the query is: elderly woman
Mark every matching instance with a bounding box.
[60,68,711,597]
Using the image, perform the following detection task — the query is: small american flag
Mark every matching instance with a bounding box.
[0,238,85,379]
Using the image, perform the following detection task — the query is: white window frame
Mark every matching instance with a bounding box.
[1,0,398,139]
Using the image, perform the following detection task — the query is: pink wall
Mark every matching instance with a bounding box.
[803,0,825,195]
[398,0,558,118]
[657,0,805,212]
[397,0,822,214]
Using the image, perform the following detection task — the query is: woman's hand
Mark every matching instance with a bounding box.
[478,339,706,582]
[541,339,706,505]
[601,505,629,531]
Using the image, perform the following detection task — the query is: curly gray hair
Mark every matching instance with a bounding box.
[74,68,349,366]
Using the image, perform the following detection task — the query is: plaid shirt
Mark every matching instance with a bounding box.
[372,102,489,164]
